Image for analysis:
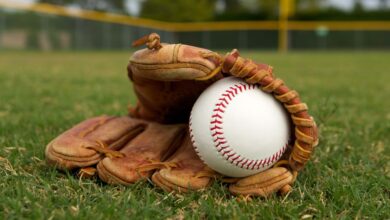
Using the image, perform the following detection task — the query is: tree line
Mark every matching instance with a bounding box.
[37,0,390,21]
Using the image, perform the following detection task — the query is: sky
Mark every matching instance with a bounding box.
[125,0,142,16]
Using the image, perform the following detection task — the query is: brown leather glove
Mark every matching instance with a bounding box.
[46,33,318,197]
[45,33,222,190]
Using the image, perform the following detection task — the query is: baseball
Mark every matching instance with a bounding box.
[189,77,291,177]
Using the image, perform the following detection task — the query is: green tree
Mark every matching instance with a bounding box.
[214,0,265,21]
[224,0,243,13]
[257,0,278,19]
[257,0,322,19]
[297,0,321,12]
[140,0,216,22]
[353,0,364,13]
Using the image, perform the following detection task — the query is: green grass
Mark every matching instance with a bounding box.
[0,51,389,219]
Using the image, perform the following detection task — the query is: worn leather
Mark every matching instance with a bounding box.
[97,123,186,185]
[229,167,294,197]
[129,44,218,81]
[45,116,145,170]
[151,132,214,192]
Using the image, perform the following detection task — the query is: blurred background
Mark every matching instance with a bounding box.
[0,0,389,51]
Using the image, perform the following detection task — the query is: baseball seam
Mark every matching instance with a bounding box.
[190,81,288,171]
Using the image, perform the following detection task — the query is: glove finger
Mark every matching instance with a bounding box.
[229,167,293,197]
[151,172,189,193]
[129,39,220,81]
[152,132,214,191]
[97,123,186,185]
[150,172,172,192]
[45,115,145,170]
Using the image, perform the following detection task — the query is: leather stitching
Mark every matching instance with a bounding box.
[129,61,212,73]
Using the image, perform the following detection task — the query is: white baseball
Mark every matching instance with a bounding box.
[189,77,290,177]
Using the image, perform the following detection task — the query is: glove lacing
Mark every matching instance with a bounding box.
[200,50,319,172]
[132,33,162,50]
[198,50,318,195]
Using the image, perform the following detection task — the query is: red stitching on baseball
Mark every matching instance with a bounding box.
[218,146,228,152]
[211,125,222,130]
[210,119,222,124]
[213,107,225,113]
[240,159,249,168]
[218,97,229,104]
[246,160,254,169]
[229,86,238,94]
[222,93,232,101]
[252,160,259,170]
[211,113,222,119]
[222,150,231,156]
[235,157,244,166]
[212,131,223,137]
[226,90,236,98]
[214,137,225,141]
[216,141,227,147]
[216,103,226,108]
[239,83,247,90]
[231,155,240,162]
[266,158,271,166]
[227,153,236,160]
[235,84,243,92]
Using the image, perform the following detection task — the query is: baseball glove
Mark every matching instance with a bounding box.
[45,33,318,197]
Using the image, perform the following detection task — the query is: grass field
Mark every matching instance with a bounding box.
[0,51,389,219]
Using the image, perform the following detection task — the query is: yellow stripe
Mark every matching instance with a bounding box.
[288,21,390,30]
[1,1,390,31]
